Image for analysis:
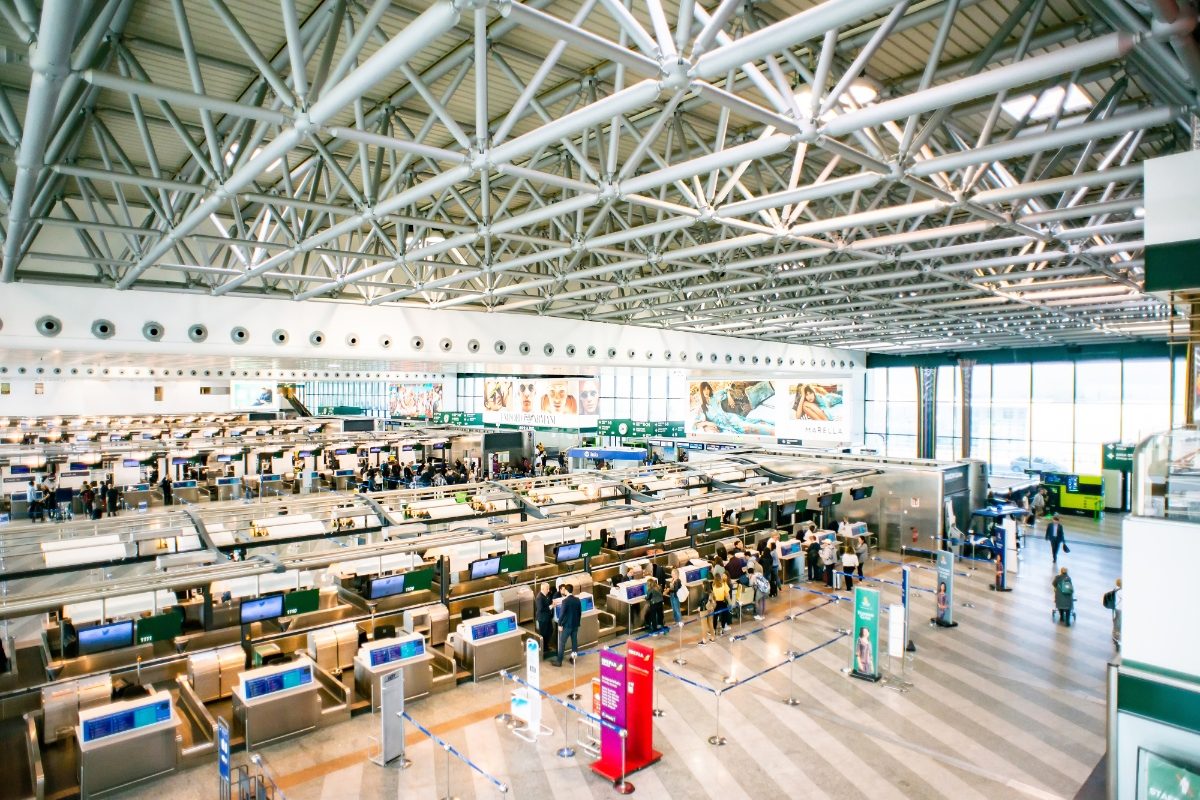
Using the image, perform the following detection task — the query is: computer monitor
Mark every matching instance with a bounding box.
[778,501,796,520]
[625,582,648,600]
[625,529,650,548]
[704,516,722,532]
[240,594,285,625]
[818,493,835,508]
[369,638,425,666]
[556,541,583,562]
[850,487,869,500]
[77,620,135,655]
[123,458,140,467]
[736,509,756,526]
[685,518,705,537]
[367,573,407,600]
[469,556,501,580]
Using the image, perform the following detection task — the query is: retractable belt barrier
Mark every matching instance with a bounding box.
[401,710,510,795]
[499,669,626,736]
[876,554,970,578]
[834,570,935,594]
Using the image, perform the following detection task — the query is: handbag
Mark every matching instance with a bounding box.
[675,584,690,603]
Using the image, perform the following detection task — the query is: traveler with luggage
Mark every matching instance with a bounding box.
[1052,567,1075,625]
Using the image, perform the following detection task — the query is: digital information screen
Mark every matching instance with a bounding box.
[217,477,240,486]
[81,698,171,743]
[556,542,582,562]
[368,574,407,600]
[469,556,501,580]
[625,529,650,548]
[625,582,647,600]
[368,638,425,667]
[240,594,285,625]
[243,665,312,699]
[685,519,705,536]
[122,459,140,467]
[737,510,756,525]
[580,595,595,613]
[78,620,135,655]
[470,616,517,640]
[684,566,711,583]
[818,493,835,508]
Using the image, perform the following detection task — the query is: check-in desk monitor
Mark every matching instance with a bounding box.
[607,578,648,630]
[683,565,711,584]
[232,657,320,749]
[77,692,179,796]
[77,620,135,655]
[553,593,600,648]
[354,632,433,709]
[555,541,582,562]
[367,573,412,601]
[240,594,284,626]
[453,611,522,681]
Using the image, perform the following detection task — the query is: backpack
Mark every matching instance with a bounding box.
[753,573,770,595]
[1058,576,1074,596]
[1102,589,1117,610]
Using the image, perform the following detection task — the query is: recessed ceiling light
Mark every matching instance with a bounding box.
[1001,84,1090,121]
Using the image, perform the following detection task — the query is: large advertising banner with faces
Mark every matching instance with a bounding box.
[686,378,849,441]
[481,376,599,429]
[387,382,443,419]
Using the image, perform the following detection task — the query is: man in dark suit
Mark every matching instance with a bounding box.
[161,475,173,506]
[535,583,556,661]
[1045,514,1069,563]
[553,584,581,667]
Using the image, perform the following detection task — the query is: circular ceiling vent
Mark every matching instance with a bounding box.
[91,319,115,339]
[607,347,617,359]
[309,331,325,346]
[680,352,688,362]
[738,355,746,364]
[468,339,481,353]
[626,349,636,359]
[411,336,425,350]
[36,315,62,337]
[586,346,597,358]
[143,321,164,341]
[272,329,289,345]
[380,335,393,349]
[518,342,531,355]
[439,338,453,352]
[494,340,507,354]
[696,351,704,362]
[543,343,555,356]
[565,344,576,357]
[188,324,207,343]
[230,326,249,343]
[664,350,672,360]
[346,334,360,347]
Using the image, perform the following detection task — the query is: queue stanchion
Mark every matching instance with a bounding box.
[556,700,576,760]
[784,610,801,707]
[652,673,666,718]
[494,666,514,726]
[723,631,739,686]
[440,742,460,800]
[707,690,727,747]
[671,620,687,666]
[567,651,581,702]
[613,727,635,795]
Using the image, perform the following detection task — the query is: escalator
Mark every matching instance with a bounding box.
[279,385,313,418]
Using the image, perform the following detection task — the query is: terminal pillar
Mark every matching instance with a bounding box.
[959,359,975,460]
[915,366,937,460]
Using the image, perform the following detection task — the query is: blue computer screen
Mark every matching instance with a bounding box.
[240,594,284,625]
[556,542,582,562]
[81,698,170,742]
[368,574,406,600]
[625,582,647,600]
[77,620,135,655]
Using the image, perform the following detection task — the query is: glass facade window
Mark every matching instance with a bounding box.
[870,355,1185,477]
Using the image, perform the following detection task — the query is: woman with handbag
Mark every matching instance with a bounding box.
[668,568,684,626]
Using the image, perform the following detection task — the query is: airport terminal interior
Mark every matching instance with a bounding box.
[1,0,1199,798]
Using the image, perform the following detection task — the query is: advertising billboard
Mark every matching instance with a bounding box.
[686,378,849,442]
[388,382,443,419]
[480,376,599,429]
[231,381,277,410]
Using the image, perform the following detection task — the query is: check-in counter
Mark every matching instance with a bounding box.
[329,469,357,491]
[77,692,179,798]
[172,480,201,505]
[452,611,523,681]
[122,483,153,510]
[606,578,649,633]
[553,593,600,648]
[680,563,712,614]
[305,623,359,674]
[214,476,242,501]
[778,538,805,581]
[232,657,321,749]
[353,632,433,709]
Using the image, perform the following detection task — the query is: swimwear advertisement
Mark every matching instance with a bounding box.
[387,382,443,419]
[686,379,849,441]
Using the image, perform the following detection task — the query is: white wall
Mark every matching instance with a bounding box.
[1145,149,1200,246]
[0,378,233,416]
[1121,515,1200,679]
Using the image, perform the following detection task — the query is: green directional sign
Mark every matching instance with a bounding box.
[435,411,484,426]
[597,419,685,438]
[1102,442,1136,472]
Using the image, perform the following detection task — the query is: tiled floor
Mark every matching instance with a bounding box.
[116,514,1122,800]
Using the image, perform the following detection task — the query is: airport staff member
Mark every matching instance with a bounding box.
[553,584,582,667]
[535,583,556,661]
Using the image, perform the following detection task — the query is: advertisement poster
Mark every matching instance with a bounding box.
[1140,750,1200,800]
[687,380,777,436]
[592,649,628,781]
[482,376,599,429]
[780,381,848,440]
[624,641,662,770]
[935,550,956,627]
[387,382,443,419]
[850,587,881,681]
[230,380,277,410]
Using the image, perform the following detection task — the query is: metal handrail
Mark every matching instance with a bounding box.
[23,712,45,800]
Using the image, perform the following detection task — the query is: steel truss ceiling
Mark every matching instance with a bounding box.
[0,0,1196,353]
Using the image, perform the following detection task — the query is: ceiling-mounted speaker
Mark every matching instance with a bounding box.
[91,319,115,339]
[36,316,62,337]
[143,321,164,341]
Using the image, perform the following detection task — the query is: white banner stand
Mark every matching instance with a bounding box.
[372,668,410,768]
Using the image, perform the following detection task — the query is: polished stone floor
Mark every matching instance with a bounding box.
[115,513,1123,800]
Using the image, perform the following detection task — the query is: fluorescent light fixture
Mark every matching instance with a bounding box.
[1001,84,1090,121]
[794,77,879,120]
